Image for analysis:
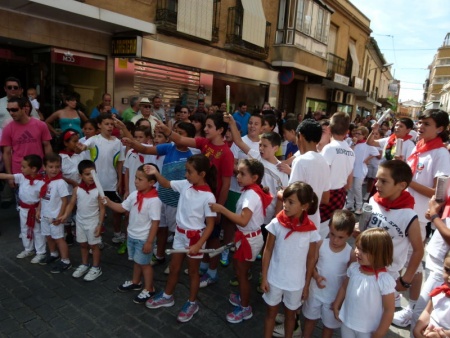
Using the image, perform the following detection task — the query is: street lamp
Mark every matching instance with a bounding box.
[369,63,394,73]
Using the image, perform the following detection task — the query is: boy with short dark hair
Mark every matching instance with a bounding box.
[282,119,299,160]
[61,160,105,281]
[37,153,72,273]
[0,154,46,262]
[302,210,355,338]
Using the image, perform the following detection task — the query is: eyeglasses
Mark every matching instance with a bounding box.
[6,85,19,90]
[353,132,362,135]
[6,108,20,112]
[141,105,151,108]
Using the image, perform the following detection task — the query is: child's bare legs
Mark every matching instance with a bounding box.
[188,256,201,302]
[90,244,100,266]
[46,236,57,254]
[156,227,168,258]
[284,308,297,338]
[165,253,184,295]
[132,263,143,285]
[54,238,69,259]
[322,326,334,338]
[235,259,252,307]
[79,242,89,265]
[303,318,317,338]
[140,263,154,291]
[264,304,278,338]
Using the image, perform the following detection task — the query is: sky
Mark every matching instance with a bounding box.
[349,0,450,103]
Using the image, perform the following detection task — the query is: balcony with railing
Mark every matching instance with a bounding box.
[225,6,271,60]
[326,53,347,78]
[155,0,220,43]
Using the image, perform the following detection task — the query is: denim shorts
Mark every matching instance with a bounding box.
[127,237,152,265]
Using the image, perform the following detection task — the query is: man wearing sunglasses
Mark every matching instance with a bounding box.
[0,77,39,128]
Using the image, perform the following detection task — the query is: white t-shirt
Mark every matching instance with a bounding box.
[170,180,216,230]
[265,218,320,291]
[378,137,415,162]
[79,136,92,160]
[407,147,450,223]
[14,174,44,204]
[124,145,151,193]
[352,143,380,178]
[248,149,289,224]
[40,179,70,218]
[321,140,355,189]
[426,217,450,273]
[60,153,84,192]
[339,262,396,333]
[430,291,450,329]
[121,190,161,240]
[84,134,125,191]
[230,136,260,192]
[289,151,330,227]
[236,189,265,232]
[367,198,418,273]
[309,239,352,303]
[76,186,100,225]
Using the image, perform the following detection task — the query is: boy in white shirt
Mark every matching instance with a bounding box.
[78,114,125,243]
[37,153,72,273]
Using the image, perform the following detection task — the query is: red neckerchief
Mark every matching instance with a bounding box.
[39,172,63,198]
[234,231,253,261]
[355,139,366,144]
[408,137,445,175]
[360,265,387,280]
[241,183,272,216]
[59,150,75,157]
[24,174,43,186]
[135,188,158,212]
[276,210,317,239]
[373,190,415,211]
[79,182,96,194]
[385,133,413,150]
[131,149,144,164]
[429,284,450,298]
[191,185,212,193]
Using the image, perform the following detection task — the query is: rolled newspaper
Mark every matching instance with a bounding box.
[377,109,391,125]
[435,175,449,203]
[395,139,403,157]
[359,203,373,231]
[90,169,105,198]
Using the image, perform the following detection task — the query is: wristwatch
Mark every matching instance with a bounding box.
[430,213,440,223]
[399,276,411,288]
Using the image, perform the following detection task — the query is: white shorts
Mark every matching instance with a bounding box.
[159,204,177,232]
[76,220,101,245]
[340,323,371,338]
[262,282,303,311]
[40,216,64,239]
[403,220,426,273]
[172,227,206,259]
[367,165,378,179]
[236,232,264,262]
[302,295,341,329]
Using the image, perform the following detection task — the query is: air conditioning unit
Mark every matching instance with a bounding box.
[333,90,344,103]
[346,93,355,105]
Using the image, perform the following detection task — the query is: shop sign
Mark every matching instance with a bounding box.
[51,49,106,71]
[333,73,350,86]
[111,36,142,58]
[353,77,364,90]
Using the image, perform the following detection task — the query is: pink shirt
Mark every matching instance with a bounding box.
[0,118,51,173]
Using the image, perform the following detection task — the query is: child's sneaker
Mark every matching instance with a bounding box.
[273,321,302,337]
[229,293,241,306]
[219,249,230,267]
[112,232,126,243]
[117,280,143,292]
[275,313,285,324]
[256,274,264,294]
[50,260,72,274]
[226,305,253,323]
[39,254,59,265]
[145,291,174,309]
[84,267,102,281]
[16,250,34,259]
[117,242,127,255]
[150,255,165,266]
[392,307,413,327]
[30,254,46,264]
[177,301,199,322]
[164,266,170,275]
[133,289,155,304]
[229,272,252,286]
[199,273,219,288]
[72,264,90,278]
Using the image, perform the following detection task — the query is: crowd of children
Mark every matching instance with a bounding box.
[2,105,450,338]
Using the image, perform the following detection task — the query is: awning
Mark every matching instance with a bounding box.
[0,0,156,34]
[322,79,368,96]
[348,41,360,79]
[177,0,213,41]
[241,0,266,48]
[357,96,382,107]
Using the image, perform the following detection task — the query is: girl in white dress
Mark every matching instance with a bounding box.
[333,228,396,338]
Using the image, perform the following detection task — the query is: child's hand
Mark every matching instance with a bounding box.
[276,163,291,175]
[260,278,270,293]
[143,164,157,176]
[35,211,41,222]
[94,224,101,237]
[209,203,223,213]
[301,288,309,301]
[112,115,126,130]
[352,224,361,238]
[76,142,87,152]
[188,243,202,256]
[58,214,68,224]
[100,196,109,205]
[52,218,62,226]
[155,120,170,135]
[331,302,341,322]
[121,137,136,148]
[371,123,380,131]
[393,155,404,161]
[223,113,234,124]
[428,195,443,216]
[315,275,327,289]
[142,241,152,254]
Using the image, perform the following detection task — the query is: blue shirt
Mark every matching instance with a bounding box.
[233,111,251,136]
[90,107,119,118]
[285,141,298,159]
[156,143,192,207]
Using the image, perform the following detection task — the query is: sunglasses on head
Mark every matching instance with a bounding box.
[6,85,19,90]
[6,108,20,112]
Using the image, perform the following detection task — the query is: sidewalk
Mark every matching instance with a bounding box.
[0,204,410,337]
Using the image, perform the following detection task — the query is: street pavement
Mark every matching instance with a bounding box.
[0,204,411,337]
